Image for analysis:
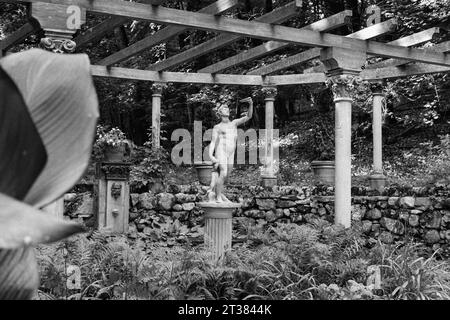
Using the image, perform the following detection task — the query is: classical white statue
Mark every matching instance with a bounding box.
[207,97,253,203]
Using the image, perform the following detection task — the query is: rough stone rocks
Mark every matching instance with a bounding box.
[175,193,197,203]
[130,193,140,207]
[388,197,399,207]
[424,212,442,229]
[399,197,415,209]
[408,215,420,227]
[182,202,195,211]
[380,217,405,235]
[129,210,139,222]
[265,210,278,222]
[442,198,450,209]
[139,193,156,210]
[366,208,382,220]
[415,197,432,211]
[318,207,327,216]
[173,204,183,211]
[379,231,394,244]
[277,200,296,208]
[362,220,373,234]
[157,192,175,210]
[256,198,276,210]
[424,230,440,244]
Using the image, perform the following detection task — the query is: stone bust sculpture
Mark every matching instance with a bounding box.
[207,97,253,203]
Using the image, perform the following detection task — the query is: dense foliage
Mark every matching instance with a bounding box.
[35,221,450,300]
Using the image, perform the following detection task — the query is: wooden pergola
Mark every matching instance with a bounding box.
[1,0,449,229]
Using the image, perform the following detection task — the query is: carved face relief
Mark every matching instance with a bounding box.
[111,183,122,200]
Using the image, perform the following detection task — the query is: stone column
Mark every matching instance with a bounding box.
[321,47,366,228]
[33,3,86,218]
[151,82,165,150]
[368,80,387,192]
[95,162,131,233]
[261,86,278,187]
[199,202,241,263]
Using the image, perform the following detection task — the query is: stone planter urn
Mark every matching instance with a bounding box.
[194,161,213,186]
[311,160,335,185]
[104,145,126,162]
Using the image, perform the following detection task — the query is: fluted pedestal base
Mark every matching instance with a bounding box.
[198,202,241,263]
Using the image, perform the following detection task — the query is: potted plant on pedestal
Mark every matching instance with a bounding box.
[95,126,128,162]
[194,161,213,186]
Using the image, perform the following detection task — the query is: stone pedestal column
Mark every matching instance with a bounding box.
[95,162,131,233]
[151,83,165,150]
[33,3,86,218]
[321,47,366,228]
[368,80,387,192]
[198,202,241,263]
[261,86,278,187]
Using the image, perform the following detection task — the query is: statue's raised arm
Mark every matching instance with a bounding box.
[232,97,253,127]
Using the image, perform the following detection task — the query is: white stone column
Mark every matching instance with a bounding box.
[261,86,278,187]
[333,93,353,228]
[321,47,366,228]
[368,81,387,191]
[151,83,165,150]
[199,202,241,263]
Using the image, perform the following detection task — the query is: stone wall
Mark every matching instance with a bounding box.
[64,184,450,250]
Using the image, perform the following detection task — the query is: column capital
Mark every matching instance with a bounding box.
[40,37,76,53]
[325,74,363,100]
[261,86,277,100]
[151,82,166,95]
[368,79,385,95]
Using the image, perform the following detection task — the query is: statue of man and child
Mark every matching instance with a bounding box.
[207,97,254,203]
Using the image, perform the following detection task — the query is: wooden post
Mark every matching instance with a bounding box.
[95,162,131,233]
[151,82,165,149]
[321,47,366,228]
[368,80,387,192]
[261,86,278,187]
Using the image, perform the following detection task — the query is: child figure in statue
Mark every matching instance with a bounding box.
[207,97,253,203]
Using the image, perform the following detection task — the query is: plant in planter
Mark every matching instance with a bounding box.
[94,126,128,162]
[310,116,335,185]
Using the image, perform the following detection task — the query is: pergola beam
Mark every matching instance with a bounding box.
[249,18,398,75]
[0,22,38,54]
[198,10,353,74]
[367,36,450,70]
[303,27,442,74]
[15,0,450,67]
[74,0,160,49]
[91,60,450,87]
[148,1,302,71]
[98,0,240,66]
